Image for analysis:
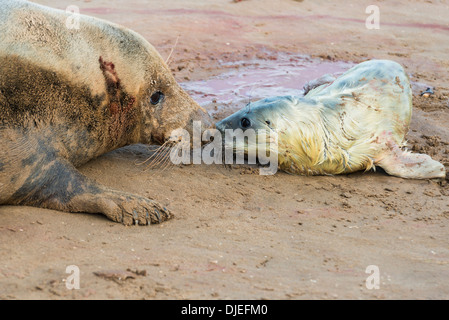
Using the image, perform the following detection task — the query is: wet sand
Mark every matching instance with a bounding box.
[0,0,448,299]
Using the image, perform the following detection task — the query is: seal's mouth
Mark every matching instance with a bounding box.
[152,134,166,145]
[215,118,234,134]
[215,121,225,135]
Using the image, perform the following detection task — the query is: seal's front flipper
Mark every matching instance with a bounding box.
[68,189,173,226]
[11,159,172,225]
[377,143,446,179]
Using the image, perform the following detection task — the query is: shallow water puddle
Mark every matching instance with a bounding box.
[181,52,354,118]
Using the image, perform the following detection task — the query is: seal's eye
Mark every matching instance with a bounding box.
[265,120,271,126]
[150,91,164,105]
[240,117,251,128]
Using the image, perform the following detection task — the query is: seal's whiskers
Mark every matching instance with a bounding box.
[135,145,165,166]
[165,35,180,67]
[136,141,175,172]
[146,145,173,170]
[136,141,171,166]
[158,144,181,173]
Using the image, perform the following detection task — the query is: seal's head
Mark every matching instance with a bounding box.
[138,48,214,146]
[216,96,296,133]
[215,96,296,160]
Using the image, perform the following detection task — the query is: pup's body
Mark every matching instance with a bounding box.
[217,60,445,179]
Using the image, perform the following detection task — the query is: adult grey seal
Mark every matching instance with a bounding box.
[0,0,213,225]
[216,60,446,179]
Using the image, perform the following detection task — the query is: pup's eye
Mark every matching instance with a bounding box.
[265,120,271,126]
[240,117,251,128]
[150,91,164,105]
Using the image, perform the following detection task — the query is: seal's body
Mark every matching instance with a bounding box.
[216,60,446,179]
[0,0,213,225]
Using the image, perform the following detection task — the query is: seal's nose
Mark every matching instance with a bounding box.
[215,117,236,133]
[152,130,165,145]
[198,108,215,130]
[215,119,225,133]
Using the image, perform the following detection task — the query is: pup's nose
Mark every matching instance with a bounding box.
[215,119,225,133]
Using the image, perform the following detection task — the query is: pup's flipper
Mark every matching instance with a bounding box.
[377,141,445,179]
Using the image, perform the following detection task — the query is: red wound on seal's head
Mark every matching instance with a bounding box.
[99,56,120,88]
[98,56,137,145]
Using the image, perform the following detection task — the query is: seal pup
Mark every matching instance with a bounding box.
[216,60,446,179]
[0,0,214,225]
